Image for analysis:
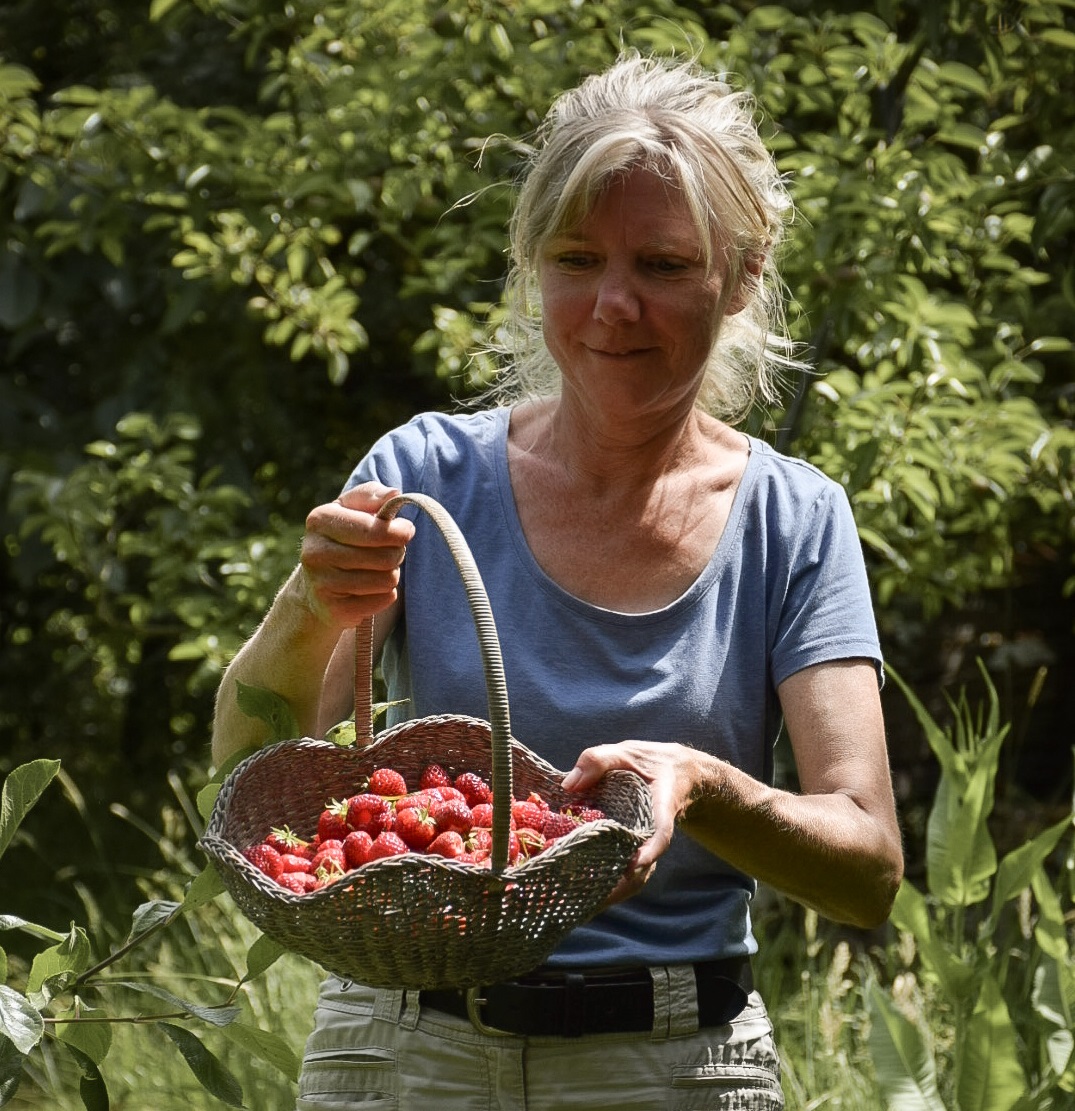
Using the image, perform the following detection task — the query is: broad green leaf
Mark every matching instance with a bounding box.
[956,975,1026,1111]
[0,986,44,1055]
[234,682,298,742]
[160,1023,244,1108]
[218,1020,300,1081]
[991,815,1070,916]
[61,1041,110,1111]
[889,881,975,1001]
[111,982,239,1027]
[244,933,285,981]
[1031,869,1070,963]
[866,979,946,1111]
[0,1035,24,1105]
[56,1014,113,1066]
[127,900,181,943]
[0,916,66,944]
[183,863,225,910]
[27,925,92,994]
[927,761,997,906]
[0,760,61,861]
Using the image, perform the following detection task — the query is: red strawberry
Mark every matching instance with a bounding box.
[278,852,314,874]
[395,790,436,813]
[343,830,374,868]
[542,811,580,841]
[454,772,492,807]
[466,828,493,853]
[419,764,453,791]
[431,797,473,836]
[369,767,409,797]
[427,831,466,858]
[318,799,351,842]
[265,826,309,856]
[470,802,495,828]
[515,827,547,858]
[564,804,606,822]
[428,785,467,804]
[395,805,437,851]
[242,843,283,880]
[512,798,546,831]
[310,839,347,877]
[459,849,492,866]
[367,831,409,860]
[278,872,318,894]
[346,792,390,837]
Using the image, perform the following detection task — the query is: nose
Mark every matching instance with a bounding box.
[593,264,641,325]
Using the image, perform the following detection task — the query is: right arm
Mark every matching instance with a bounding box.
[209,482,413,768]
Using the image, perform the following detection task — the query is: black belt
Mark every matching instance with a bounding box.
[419,958,752,1038]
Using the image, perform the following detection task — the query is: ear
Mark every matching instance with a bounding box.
[725,250,765,316]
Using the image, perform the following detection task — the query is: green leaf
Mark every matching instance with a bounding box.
[159,1023,244,1108]
[889,881,975,1001]
[0,916,66,944]
[218,1020,300,1082]
[0,1034,25,1104]
[991,814,1070,916]
[0,760,61,861]
[27,925,92,994]
[62,1042,110,1111]
[955,975,1026,1111]
[866,979,946,1111]
[243,934,285,982]
[183,863,225,911]
[0,986,44,1055]
[234,682,298,742]
[111,982,239,1027]
[56,1014,113,1067]
[127,900,181,944]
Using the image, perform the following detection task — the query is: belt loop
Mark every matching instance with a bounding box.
[666,964,700,1037]
[373,987,407,1025]
[648,966,671,1039]
[399,989,421,1030]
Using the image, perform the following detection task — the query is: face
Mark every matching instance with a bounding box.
[539,167,734,425]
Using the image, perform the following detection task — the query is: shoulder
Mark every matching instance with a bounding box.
[744,436,850,515]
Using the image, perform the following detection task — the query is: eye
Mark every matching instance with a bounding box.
[554,252,595,271]
[648,256,693,275]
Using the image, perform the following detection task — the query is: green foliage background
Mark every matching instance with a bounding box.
[0,0,1072,976]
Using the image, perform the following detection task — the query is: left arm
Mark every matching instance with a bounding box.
[564,658,904,928]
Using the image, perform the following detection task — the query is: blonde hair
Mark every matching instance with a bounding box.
[486,51,801,421]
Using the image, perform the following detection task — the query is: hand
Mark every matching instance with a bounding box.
[562,740,711,905]
[298,481,416,629]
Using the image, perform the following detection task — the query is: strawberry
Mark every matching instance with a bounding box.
[278,852,314,874]
[343,830,374,868]
[310,839,347,876]
[512,797,546,831]
[427,831,466,859]
[419,764,453,791]
[395,805,437,851]
[466,828,493,853]
[470,802,496,828]
[542,811,580,840]
[431,797,473,836]
[454,772,492,807]
[368,767,408,797]
[367,831,409,860]
[564,803,606,822]
[318,799,351,842]
[459,849,492,866]
[346,792,390,837]
[428,785,467,804]
[278,872,319,894]
[264,826,309,856]
[515,827,547,858]
[395,790,435,813]
[242,843,284,880]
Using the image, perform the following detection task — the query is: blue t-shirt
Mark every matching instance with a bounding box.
[345,407,881,967]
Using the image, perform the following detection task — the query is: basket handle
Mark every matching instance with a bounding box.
[353,492,515,872]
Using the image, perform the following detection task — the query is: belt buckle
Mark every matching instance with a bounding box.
[465,987,513,1037]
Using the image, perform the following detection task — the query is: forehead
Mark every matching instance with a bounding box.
[557,167,709,252]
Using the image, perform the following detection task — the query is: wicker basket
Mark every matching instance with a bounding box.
[199,492,654,990]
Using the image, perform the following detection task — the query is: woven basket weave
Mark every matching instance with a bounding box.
[199,492,654,990]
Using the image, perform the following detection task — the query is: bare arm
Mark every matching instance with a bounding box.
[565,659,904,928]
[210,482,412,768]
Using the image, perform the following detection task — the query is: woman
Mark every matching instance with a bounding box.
[212,52,904,1110]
